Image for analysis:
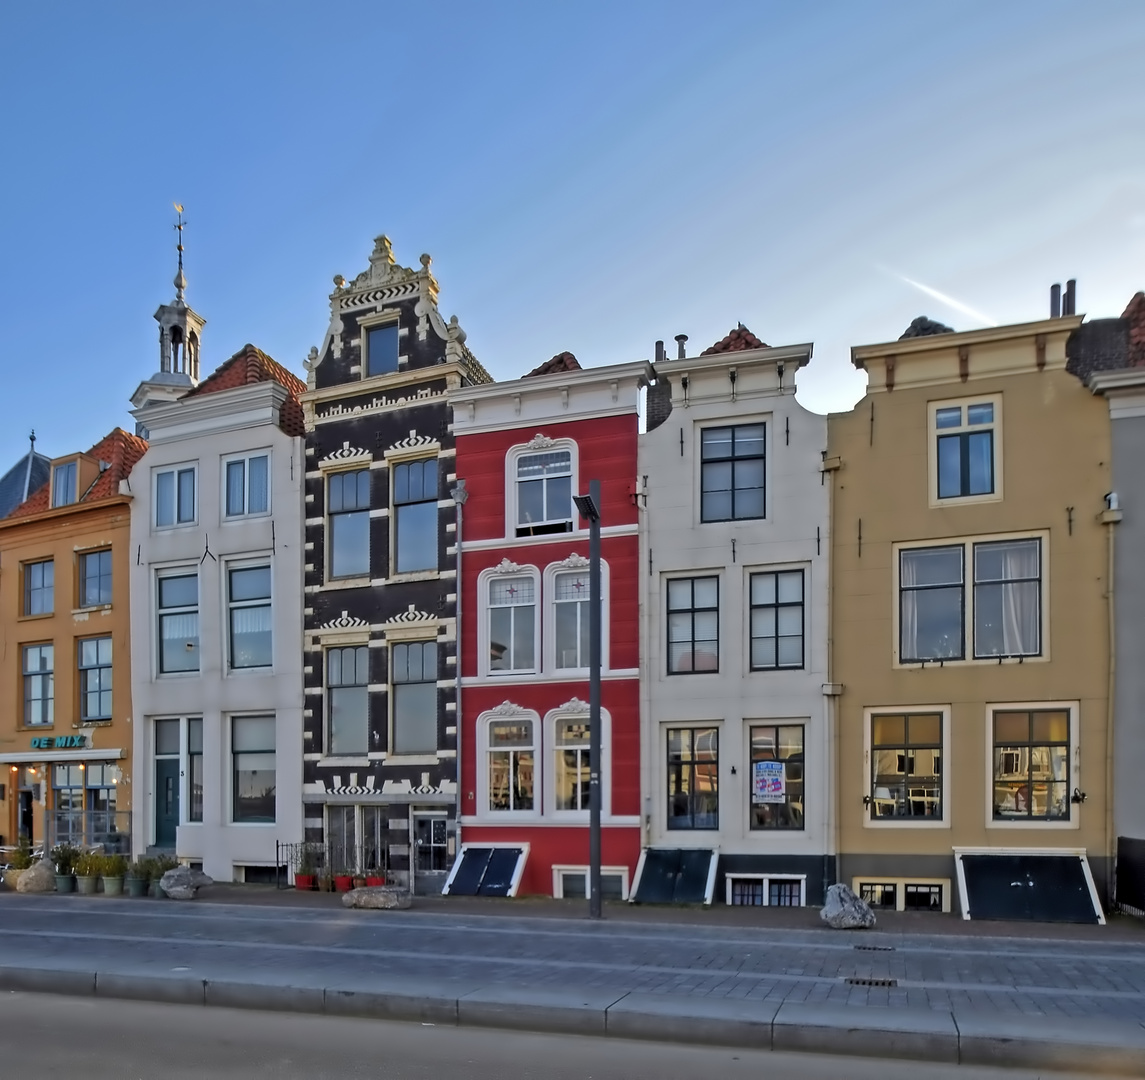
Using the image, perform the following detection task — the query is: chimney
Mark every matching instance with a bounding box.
[1064,279,1077,316]
[655,340,666,364]
[675,334,688,359]
[1050,283,1061,319]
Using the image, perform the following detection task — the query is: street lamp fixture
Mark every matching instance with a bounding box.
[572,493,599,522]
[576,481,603,919]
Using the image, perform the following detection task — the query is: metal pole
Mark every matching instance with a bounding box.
[588,479,603,919]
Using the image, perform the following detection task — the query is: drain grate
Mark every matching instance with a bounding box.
[844,977,899,987]
[853,944,896,952]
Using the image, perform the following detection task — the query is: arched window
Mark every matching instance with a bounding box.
[483,713,537,815]
[505,438,579,539]
[480,565,540,676]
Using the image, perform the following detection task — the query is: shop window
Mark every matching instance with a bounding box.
[749,724,804,829]
[667,726,719,829]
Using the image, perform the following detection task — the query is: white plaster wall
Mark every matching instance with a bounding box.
[640,351,832,858]
[128,383,304,880]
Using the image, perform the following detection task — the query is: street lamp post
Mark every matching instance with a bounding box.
[573,480,603,919]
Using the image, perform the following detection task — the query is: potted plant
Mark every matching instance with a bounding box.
[294,847,318,891]
[352,870,367,889]
[51,843,80,893]
[100,853,128,896]
[365,868,385,887]
[4,838,33,890]
[125,858,152,898]
[149,854,178,898]
[333,868,354,892]
[75,851,102,895]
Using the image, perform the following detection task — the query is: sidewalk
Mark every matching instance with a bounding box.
[2,888,1145,1074]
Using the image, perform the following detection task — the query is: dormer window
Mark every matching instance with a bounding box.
[363,319,399,377]
[516,450,572,536]
[51,461,77,507]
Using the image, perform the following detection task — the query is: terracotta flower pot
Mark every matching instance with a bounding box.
[333,875,354,892]
[365,875,385,887]
[294,874,316,890]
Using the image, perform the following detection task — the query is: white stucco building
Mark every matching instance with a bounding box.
[637,328,834,906]
[128,321,306,881]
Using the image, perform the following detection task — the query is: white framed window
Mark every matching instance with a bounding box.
[855,877,951,913]
[157,570,200,674]
[391,640,438,755]
[232,714,276,824]
[392,458,438,574]
[544,705,612,819]
[327,468,371,579]
[227,564,272,670]
[553,865,629,900]
[895,533,1046,666]
[749,568,804,670]
[155,464,197,528]
[223,452,270,518]
[78,636,112,721]
[543,558,610,673]
[928,394,1003,506]
[666,575,719,674]
[725,874,806,907]
[699,423,765,522]
[327,645,369,756]
[479,709,538,817]
[480,564,541,676]
[863,705,951,829]
[51,460,78,508]
[22,643,54,726]
[986,701,1080,830]
[505,438,578,539]
[78,549,112,608]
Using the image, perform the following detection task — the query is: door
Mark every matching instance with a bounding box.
[18,791,34,840]
[413,814,448,873]
[154,759,180,847]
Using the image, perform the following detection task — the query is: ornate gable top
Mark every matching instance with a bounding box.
[702,323,768,355]
[524,351,581,378]
[332,235,438,304]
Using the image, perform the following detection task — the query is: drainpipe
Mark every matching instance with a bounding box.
[1102,495,1121,907]
[450,480,469,866]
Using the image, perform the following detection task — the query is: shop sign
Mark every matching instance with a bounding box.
[30,735,87,750]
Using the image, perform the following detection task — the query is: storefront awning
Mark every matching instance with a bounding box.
[0,748,124,764]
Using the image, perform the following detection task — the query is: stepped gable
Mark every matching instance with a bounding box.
[701,324,767,355]
[9,428,149,518]
[184,343,306,436]
[524,351,582,378]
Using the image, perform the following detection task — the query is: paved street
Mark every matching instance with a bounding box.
[2,892,1145,1022]
[0,993,1099,1080]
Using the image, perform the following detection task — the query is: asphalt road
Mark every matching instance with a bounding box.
[0,993,1097,1079]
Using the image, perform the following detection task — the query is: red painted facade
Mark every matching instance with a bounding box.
[456,409,643,897]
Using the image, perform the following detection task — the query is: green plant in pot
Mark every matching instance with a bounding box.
[50,843,80,893]
[125,858,152,898]
[3,837,33,890]
[75,851,102,895]
[294,846,318,890]
[100,853,128,897]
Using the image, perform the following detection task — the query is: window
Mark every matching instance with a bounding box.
[557,868,627,900]
[228,566,272,669]
[899,546,964,661]
[860,883,898,909]
[78,637,112,721]
[23,559,53,615]
[53,764,84,842]
[904,883,943,911]
[700,424,765,521]
[365,321,399,377]
[993,709,1070,821]
[158,573,199,673]
[749,570,804,670]
[554,717,590,811]
[554,570,590,669]
[78,550,112,608]
[327,646,369,756]
[393,459,438,573]
[327,469,371,579]
[488,719,535,812]
[667,576,719,674]
[52,461,77,507]
[391,641,437,754]
[188,719,203,823]
[749,725,804,829]
[22,644,53,726]
[667,727,719,829]
[155,466,196,527]
[935,400,995,499]
[225,454,269,517]
[489,576,535,673]
[869,712,943,820]
[86,763,118,828]
[516,450,572,536]
[232,715,276,823]
[974,539,1041,658]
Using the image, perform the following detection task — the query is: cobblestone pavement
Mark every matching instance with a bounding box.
[3,893,1145,1022]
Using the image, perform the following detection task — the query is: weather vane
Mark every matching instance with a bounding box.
[173,202,187,300]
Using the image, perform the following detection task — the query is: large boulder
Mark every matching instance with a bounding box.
[15,860,56,894]
[160,866,213,900]
[342,886,411,910]
[2,868,26,891]
[820,883,876,929]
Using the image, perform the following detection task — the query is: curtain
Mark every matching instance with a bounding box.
[999,542,1039,655]
[900,552,918,659]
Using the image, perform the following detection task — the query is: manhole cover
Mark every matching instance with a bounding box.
[844,977,898,987]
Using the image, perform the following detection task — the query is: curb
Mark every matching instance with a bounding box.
[1,965,1143,1075]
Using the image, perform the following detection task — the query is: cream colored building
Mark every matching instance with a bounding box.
[828,314,1115,919]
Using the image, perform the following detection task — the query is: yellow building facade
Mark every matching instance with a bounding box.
[0,430,145,854]
[828,315,1116,918]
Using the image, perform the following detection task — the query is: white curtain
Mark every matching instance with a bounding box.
[999,542,1039,654]
[900,552,918,659]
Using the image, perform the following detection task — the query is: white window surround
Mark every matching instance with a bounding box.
[221,449,272,519]
[851,876,952,913]
[223,556,274,674]
[228,712,277,827]
[477,561,542,678]
[724,873,807,907]
[543,703,612,820]
[475,704,541,822]
[552,864,630,900]
[694,414,772,526]
[983,700,1080,831]
[743,561,810,674]
[891,531,1050,668]
[542,556,611,675]
[927,393,1003,508]
[149,715,202,842]
[153,462,199,529]
[154,565,201,679]
[504,435,580,540]
[862,704,952,829]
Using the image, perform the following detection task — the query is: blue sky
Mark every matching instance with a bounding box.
[1,1,1143,467]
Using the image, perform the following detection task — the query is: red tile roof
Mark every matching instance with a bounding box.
[8,427,148,519]
[524,351,582,378]
[184,343,306,436]
[701,324,768,355]
[1124,292,1145,367]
